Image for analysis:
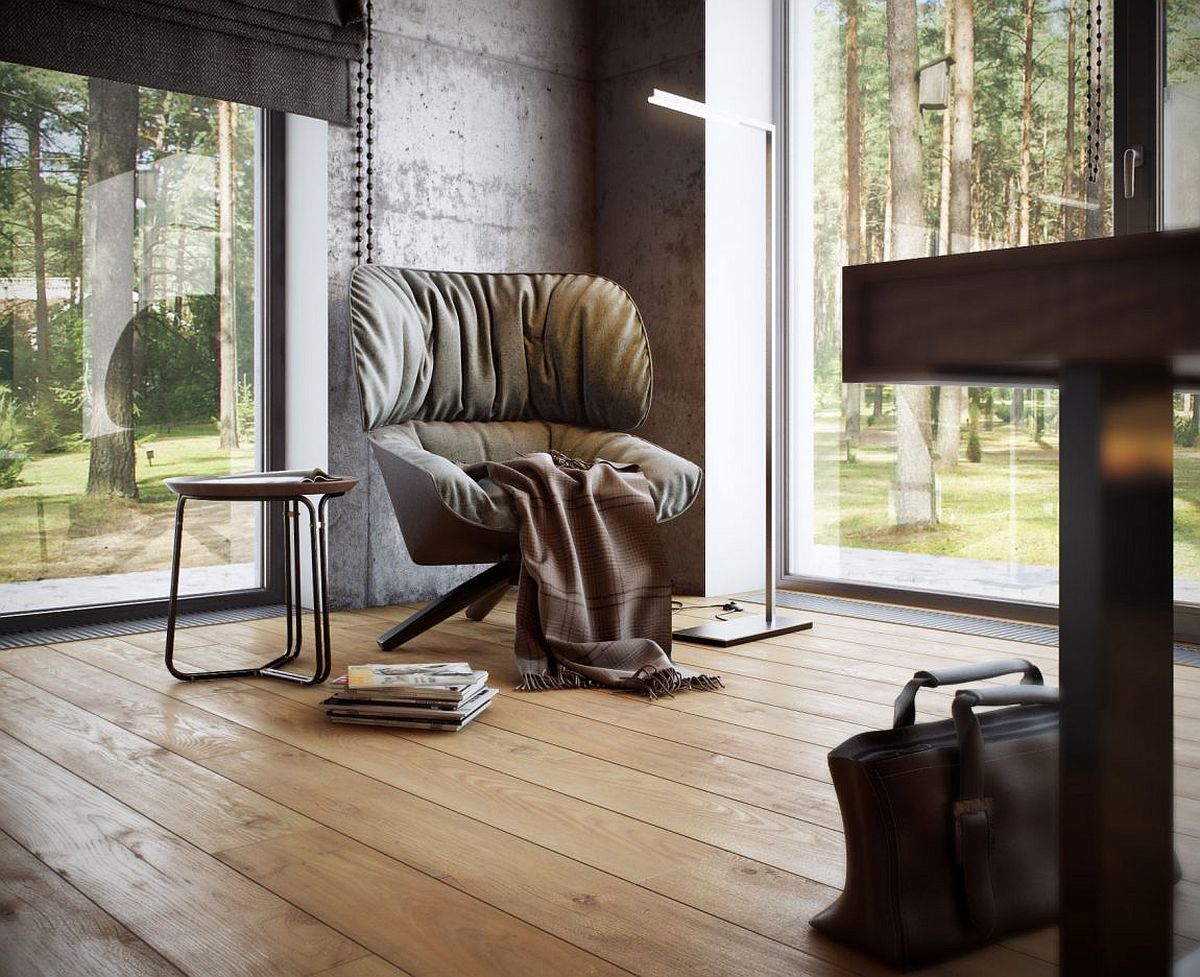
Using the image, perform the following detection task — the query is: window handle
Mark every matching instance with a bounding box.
[1123,145,1144,200]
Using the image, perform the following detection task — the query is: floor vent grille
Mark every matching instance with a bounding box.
[747,591,1200,667]
[0,604,287,650]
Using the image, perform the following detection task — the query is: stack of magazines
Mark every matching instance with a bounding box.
[322,662,496,731]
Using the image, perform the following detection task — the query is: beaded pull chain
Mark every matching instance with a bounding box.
[1085,0,1103,185]
[354,0,375,264]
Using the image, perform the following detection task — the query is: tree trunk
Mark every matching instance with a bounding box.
[85,77,139,499]
[1064,0,1078,241]
[936,0,974,467]
[70,134,86,307]
[28,113,51,392]
[1013,387,1026,426]
[217,100,239,450]
[843,0,863,462]
[1019,0,1035,247]
[938,9,955,257]
[937,387,963,463]
[887,0,936,525]
[883,158,893,262]
[950,0,974,254]
[873,385,884,422]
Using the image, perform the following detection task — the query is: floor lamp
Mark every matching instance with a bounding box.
[648,88,812,647]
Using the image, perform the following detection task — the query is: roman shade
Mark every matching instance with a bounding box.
[2,0,366,123]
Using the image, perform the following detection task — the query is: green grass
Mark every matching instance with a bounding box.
[813,410,1200,580]
[0,422,254,584]
[5,412,1200,588]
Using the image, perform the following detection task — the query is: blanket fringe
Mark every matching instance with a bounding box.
[633,665,724,700]
[516,666,723,698]
[516,671,596,692]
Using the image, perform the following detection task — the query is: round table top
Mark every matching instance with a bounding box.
[165,470,359,501]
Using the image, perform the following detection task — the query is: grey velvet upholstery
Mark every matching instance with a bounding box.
[349,266,701,545]
[350,267,654,431]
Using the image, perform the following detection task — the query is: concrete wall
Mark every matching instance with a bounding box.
[594,0,706,594]
[326,0,597,607]
[326,0,774,606]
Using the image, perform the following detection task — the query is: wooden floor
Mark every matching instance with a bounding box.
[2,597,1198,977]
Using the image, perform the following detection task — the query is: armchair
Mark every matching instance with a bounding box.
[348,266,701,650]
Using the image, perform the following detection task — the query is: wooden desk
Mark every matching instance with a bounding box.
[842,229,1200,976]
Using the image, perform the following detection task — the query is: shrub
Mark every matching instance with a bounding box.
[1177,414,1199,448]
[236,374,255,444]
[0,385,28,488]
[966,428,982,463]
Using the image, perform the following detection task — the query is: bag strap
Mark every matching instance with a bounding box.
[892,658,1044,728]
[951,685,1060,936]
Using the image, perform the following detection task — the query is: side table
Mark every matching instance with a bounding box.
[163,469,359,685]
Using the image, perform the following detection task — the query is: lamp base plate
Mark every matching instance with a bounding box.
[673,614,813,648]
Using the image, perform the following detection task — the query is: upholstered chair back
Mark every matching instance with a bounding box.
[348,266,654,433]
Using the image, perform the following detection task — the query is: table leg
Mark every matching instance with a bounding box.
[164,495,188,680]
[1059,363,1174,975]
[259,495,330,685]
[165,494,332,684]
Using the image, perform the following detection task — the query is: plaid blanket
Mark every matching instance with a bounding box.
[468,451,721,698]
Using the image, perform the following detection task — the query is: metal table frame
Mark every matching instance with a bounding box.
[164,473,357,686]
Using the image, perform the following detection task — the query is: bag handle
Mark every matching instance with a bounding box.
[892,658,1044,728]
[951,685,1060,937]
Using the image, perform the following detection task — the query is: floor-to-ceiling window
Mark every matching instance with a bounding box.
[786,0,1200,615]
[0,63,276,623]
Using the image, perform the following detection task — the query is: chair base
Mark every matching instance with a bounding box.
[378,559,519,651]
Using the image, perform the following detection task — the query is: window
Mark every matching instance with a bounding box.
[786,1,1199,613]
[0,63,278,623]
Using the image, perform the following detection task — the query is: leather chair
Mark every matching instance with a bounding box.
[348,266,701,650]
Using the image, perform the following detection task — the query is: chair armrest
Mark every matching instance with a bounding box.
[549,425,702,522]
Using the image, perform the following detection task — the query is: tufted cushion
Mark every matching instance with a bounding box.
[349,267,654,432]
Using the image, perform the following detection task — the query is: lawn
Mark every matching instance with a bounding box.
[4,413,1200,588]
[812,409,1200,581]
[0,422,255,584]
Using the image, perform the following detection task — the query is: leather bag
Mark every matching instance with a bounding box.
[810,658,1059,968]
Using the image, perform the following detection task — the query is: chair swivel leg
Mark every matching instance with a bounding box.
[465,578,513,621]
[377,560,515,651]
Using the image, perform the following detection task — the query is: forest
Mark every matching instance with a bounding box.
[804,0,1200,588]
[0,62,256,587]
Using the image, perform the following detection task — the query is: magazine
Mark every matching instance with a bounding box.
[325,674,489,706]
[323,687,497,722]
[345,662,476,688]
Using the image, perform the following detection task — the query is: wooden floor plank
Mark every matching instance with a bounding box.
[0,731,365,977]
[0,831,188,977]
[312,957,414,977]
[0,674,313,853]
[208,746,850,977]
[0,645,281,761]
[219,827,639,977]
[8,595,1200,976]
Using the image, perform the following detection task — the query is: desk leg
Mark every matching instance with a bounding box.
[1060,363,1174,975]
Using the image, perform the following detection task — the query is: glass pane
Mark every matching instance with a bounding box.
[0,64,262,614]
[788,0,1112,603]
[1166,3,1200,607]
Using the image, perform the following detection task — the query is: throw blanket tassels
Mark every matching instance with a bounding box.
[468,452,722,697]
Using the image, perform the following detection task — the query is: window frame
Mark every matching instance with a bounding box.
[0,108,288,635]
[778,0,1200,639]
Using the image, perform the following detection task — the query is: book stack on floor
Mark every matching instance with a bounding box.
[322,662,496,731]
